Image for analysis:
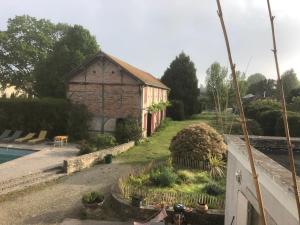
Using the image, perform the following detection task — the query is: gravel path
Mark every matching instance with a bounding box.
[0,161,133,225]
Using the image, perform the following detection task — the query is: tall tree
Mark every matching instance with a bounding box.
[287,87,300,103]
[247,78,277,98]
[34,25,99,98]
[205,62,228,111]
[227,70,247,107]
[0,15,68,94]
[247,73,266,87]
[161,52,199,117]
[281,69,299,98]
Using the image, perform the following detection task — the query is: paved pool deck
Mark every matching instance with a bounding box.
[0,143,79,182]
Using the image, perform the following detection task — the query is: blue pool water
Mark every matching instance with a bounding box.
[0,147,34,164]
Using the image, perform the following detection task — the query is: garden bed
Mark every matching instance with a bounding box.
[117,161,226,209]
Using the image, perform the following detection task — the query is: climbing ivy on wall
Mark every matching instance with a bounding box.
[147,101,171,113]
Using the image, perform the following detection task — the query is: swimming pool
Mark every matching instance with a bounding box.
[0,147,34,164]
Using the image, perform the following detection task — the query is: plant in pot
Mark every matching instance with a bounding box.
[196,201,208,213]
[82,191,105,209]
[104,154,113,164]
[131,194,143,207]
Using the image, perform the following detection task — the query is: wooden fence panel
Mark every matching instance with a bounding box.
[121,184,225,209]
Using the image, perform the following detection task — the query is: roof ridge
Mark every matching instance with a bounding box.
[68,50,169,90]
[101,51,169,90]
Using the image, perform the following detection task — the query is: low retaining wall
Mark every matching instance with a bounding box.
[248,135,300,152]
[110,191,224,225]
[63,141,134,174]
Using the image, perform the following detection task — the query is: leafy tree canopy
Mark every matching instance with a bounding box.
[228,70,247,107]
[247,78,277,98]
[205,62,228,111]
[34,25,99,98]
[161,52,199,117]
[0,15,69,94]
[281,69,299,98]
[247,73,266,86]
[287,87,300,103]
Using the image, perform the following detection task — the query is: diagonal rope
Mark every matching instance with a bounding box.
[215,1,267,224]
[266,0,300,221]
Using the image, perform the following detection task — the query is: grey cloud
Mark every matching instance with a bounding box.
[0,0,299,84]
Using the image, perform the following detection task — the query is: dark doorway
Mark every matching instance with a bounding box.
[147,113,152,136]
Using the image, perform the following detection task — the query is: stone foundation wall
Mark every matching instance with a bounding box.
[63,141,134,174]
[110,192,224,225]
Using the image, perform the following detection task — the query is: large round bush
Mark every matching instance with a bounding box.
[170,123,227,163]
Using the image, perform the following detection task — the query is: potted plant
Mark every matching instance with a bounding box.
[82,191,105,209]
[196,201,208,213]
[104,154,113,164]
[131,194,143,207]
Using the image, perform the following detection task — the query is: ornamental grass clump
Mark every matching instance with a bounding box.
[170,123,227,165]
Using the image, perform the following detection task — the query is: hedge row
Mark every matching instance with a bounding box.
[244,99,300,137]
[230,119,263,136]
[0,98,90,140]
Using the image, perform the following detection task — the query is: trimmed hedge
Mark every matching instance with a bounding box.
[230,119,263,135]
[276,112,300,137]
[244,99,280,119]
[166,100,185,121]
[250,109,300,137]
[0,98,90,140]
[257,110,282,136]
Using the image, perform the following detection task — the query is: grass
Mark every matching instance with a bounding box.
[126,168,225,195]
[124,167,226,208]
[117,114,213,164]
[117,112,236,164]
[117,113,227,209]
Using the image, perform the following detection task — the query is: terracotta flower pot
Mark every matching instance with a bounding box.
[197,203,208,213]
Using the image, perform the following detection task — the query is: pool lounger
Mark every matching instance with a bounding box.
[28,130,47,144]
[2,130,23,142]
[15,133,36,143]
[0,130,11,140]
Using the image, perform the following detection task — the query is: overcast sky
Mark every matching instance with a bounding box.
[1,0,300,85]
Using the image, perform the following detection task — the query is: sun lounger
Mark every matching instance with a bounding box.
[15,132,36,143]
[28,130,47,144]
[0,130,11,140]
[2,130,23,142]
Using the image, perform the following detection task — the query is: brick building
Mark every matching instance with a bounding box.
[67,51,169,136]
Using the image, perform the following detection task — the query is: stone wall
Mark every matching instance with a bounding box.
[110,192,224,225]
[248,135,300,152]
[63,141,135,174]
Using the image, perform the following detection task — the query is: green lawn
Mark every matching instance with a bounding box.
[117,112,227,209]
[117,113,215,164]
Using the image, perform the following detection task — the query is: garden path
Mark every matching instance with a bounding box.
[0,160,133,225]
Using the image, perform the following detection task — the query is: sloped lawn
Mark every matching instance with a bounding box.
[117,114,213,164]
